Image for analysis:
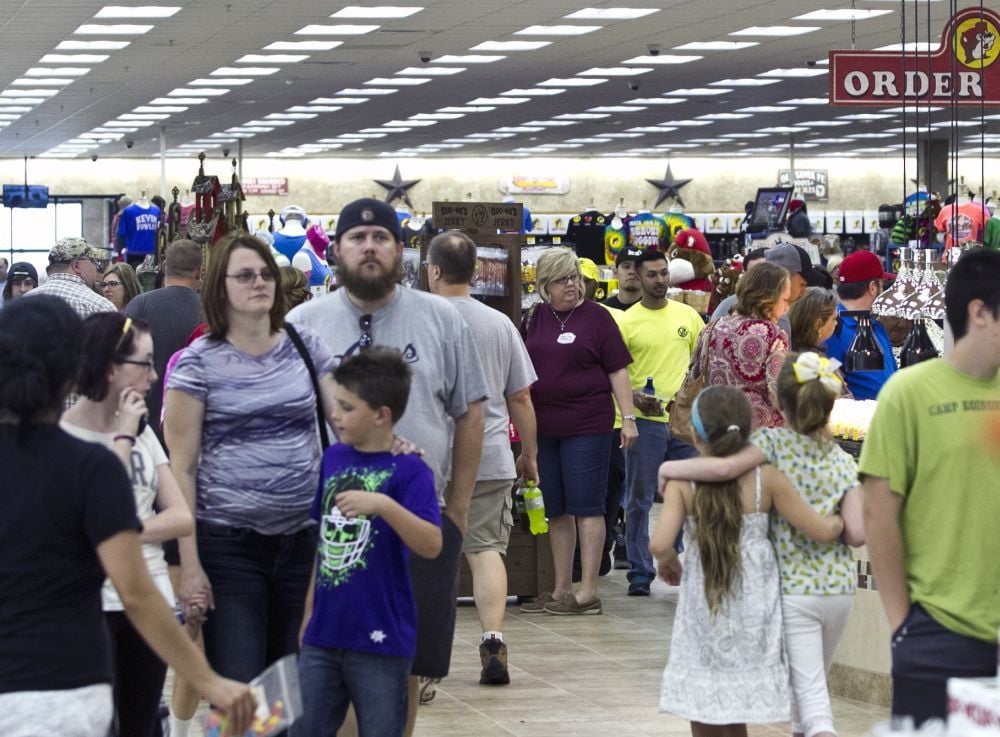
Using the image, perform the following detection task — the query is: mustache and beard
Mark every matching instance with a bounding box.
[336,253,404,302]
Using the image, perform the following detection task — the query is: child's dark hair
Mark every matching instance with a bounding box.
[690,385,752,616]
[776,351,839,438]
[77,313,152,402]
[0,296,83,426]
[333,346,411,423]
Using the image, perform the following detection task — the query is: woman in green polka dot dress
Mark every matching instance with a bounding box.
[658,352,866,737]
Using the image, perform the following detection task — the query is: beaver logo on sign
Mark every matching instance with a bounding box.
[678,326,689,338]
[956,17,999,67]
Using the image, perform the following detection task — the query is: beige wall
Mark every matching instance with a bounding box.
[5,154,998,221]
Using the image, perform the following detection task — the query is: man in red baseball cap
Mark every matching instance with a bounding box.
[823,250,898,399]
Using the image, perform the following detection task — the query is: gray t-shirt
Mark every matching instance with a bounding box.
[124,285,202,446]
[712,294,792,340]
[288,286,489,502]
[166,328,336,534]
[447,296,537,481]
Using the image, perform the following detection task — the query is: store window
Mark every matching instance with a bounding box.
[1,198,93,277]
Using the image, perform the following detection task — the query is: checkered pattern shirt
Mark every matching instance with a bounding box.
[25,272,117,317]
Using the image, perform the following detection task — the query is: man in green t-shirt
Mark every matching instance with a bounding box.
[860,249,1000,726]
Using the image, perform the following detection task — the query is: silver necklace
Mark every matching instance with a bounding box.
[549,304,577,332]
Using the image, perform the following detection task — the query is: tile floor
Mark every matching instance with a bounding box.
[412,570,889,737]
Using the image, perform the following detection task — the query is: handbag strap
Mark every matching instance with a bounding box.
[690,319,715,381]
[284,321,331,449]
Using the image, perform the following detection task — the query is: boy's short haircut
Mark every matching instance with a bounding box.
[333,346,412,423]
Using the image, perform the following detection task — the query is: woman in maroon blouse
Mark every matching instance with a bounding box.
[520,247,637,616]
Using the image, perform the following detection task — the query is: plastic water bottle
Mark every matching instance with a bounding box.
[643,376,656,396]
[523,481,548,535]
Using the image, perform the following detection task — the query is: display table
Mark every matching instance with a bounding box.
[457,525,554,600]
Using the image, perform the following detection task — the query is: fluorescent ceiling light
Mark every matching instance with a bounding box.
[661,119,712,126]
[697,113,752,120]
[266,113,318,119]
[365,77,429,85]
[237,54,308,63]
[216,131,255,138]
[564,8,658,19]
[738,105,794,112]
[730,26,820,36]
[578,67,652,76]
[119,113,170,119]
[57,40,130,50]
[930,120,982,128]
[426,143,464,149]
[12,78,73,86]
[438,106,495,113]
[515,25,601,35]
[245,119,294,126]
[75,24,153,34]
[467,97,529,104]
[434,54,504,63]
[539,77,606,87]
[809,138,855,143]
[361,127,408,133]
[627,126,678,132]
[411,112,464,119]
[881,106,943,113]
[80,132,123,138]
[874,42,937,52]
[555,113,609,119]
[838,113,894,120]
[93,126,137,132]
[0,97,47,104]
[494,126,546,133]
[228,126,274,132]
[471,41,550,51]
[596,132,643,138]
[96,6,180,18]
[713,78,779,86]
[721,132,768,137]
[848,132,895,138]
[0,106,31,112]
[781,97,828,104]
[25,67,90,76]
[1,89,58,97]
[627,97,684,105]
[621,54,700,64]
[150,97,206,104]
[211,67,277,76]
[759,68,828,78]
[41,54,109,63]
[443,137,486,142]
[169,88,229,96]
[756,126,809,133]
[397,66,465,75]
[565,138,611,144]
[0,114,20,120]
[385,119,435,126]
[295,25,379,34]
[313,97,366,104]
[289,105,341,112]
[522,120,578,126]
[664,88,729,95]
[794,8,893,20]
[588,105,646,112]
[337,87,395,95]
[189,78,253,86]
[104,120,152,127]
[674,41,757,50]
[347,133,387,138]
[799,120,849,126]
[502,88,565,96]
[266,41,342,51]
[331,6,423,18]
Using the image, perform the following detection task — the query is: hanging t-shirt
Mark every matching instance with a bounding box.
[117,203,161,256]
[303,444,440,658]
[934,200,987,251]
[566,210,610,264]
[273,230,308,262]
[301,247,332,293]
[627,212,669,250]
[604,215,631,265]
[664,210,695,242]
[983,215,1000,250]
[402,216,433,250]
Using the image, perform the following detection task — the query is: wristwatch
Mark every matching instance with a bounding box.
[622,414,637,421]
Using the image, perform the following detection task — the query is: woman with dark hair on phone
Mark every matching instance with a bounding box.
[0,296,254,737]
[62,312,193,736]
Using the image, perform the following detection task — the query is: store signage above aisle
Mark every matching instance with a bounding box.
[432,201,523,235]
[241,178,288,196]
[499,175,570,195]
[778,170,828,202]
[829,6,1000,106]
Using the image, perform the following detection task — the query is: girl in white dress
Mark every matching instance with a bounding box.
[651,386,844,737]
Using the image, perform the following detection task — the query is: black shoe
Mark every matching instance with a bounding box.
[628,577,652,596]
[599,551,612,576]
[479,636,510,685]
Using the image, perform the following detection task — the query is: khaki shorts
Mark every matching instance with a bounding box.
[462,478,515,555]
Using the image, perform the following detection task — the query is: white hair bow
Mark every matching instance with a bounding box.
[792,352,843,394]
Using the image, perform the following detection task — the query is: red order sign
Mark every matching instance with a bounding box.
[242,178,289,196]
[829,6,1000,106]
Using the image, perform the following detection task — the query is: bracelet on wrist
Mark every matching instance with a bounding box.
[622,414,637,421]
[113,434,136,445]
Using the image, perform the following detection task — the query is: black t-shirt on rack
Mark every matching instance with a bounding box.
[566,210,611,265]
[0,424,140,694]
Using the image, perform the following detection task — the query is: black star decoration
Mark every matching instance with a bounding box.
[645,163,692,209]
[374,165,421,208]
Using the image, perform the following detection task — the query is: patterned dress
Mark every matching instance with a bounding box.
[702,314,788,429]
[660,468,790,724]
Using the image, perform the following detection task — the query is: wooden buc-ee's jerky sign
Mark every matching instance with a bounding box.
[830,7,1000,106]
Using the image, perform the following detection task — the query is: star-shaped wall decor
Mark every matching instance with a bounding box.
[645,163,692,209]
[374,165,421,208]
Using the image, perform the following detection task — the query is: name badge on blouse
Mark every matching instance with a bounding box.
[557,332,577,344]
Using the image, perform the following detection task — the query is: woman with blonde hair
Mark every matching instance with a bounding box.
[101,262,141,311]
[520,246,637,616]
[279,265,311,312]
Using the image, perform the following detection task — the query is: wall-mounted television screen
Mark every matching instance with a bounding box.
[745,187,793,234]
[3,184,50,209]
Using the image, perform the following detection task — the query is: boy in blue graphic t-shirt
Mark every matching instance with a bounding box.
[295,347,442,737]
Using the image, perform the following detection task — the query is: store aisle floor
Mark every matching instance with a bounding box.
[412,570,889,737]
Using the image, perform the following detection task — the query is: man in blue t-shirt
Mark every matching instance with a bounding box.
[297,348,442,737]
[823,250,898,399]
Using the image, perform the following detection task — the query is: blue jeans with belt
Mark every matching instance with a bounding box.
[197,520,317,682]
[622,418,697,582]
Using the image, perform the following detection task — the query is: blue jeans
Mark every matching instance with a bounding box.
[536,433,613,517]
[294,645,412,737]
[622,419,697,582]
[197,521,317,682]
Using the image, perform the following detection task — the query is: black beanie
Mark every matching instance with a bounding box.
[334,198,402,242]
